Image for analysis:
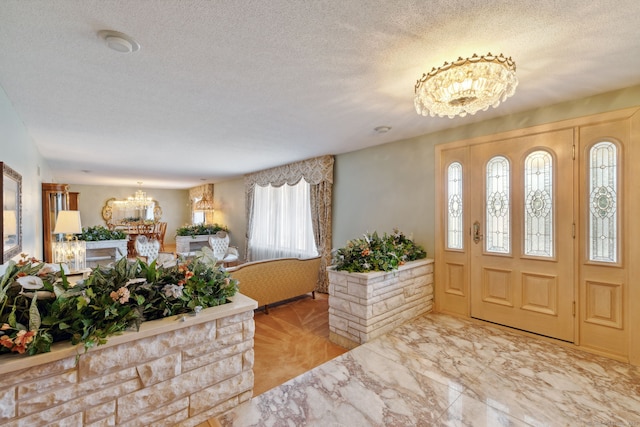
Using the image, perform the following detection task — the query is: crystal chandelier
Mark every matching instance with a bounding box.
[414,53,518,119]
[124,183,154,209]
[194,192,214,211]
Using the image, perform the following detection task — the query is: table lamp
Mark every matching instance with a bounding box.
[52,210,86,272]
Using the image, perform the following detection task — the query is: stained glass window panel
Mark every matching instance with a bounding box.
[447,162,463,249]
[524,151,554,257]
[486,156,510,254]
[589,142,617,263]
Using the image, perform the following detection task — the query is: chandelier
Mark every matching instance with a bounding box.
[123,183,154,209]
[194,192,214,211]
[414,53,518,119]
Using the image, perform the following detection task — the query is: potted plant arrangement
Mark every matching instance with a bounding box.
[78,225,127,241]
[0,250,256,425]
[77,225,129,266]
[0,250,238,355]
[328,229,433,349]
[175,223,229,254]
[176,223,228,238]
[332,228,427,272]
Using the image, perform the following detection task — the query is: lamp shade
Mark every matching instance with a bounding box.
[53,210,83,234]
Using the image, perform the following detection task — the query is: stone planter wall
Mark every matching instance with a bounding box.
[0,293,257,427]
[176,235,211,255]
[85,239,129,268]
[328,259,434,349]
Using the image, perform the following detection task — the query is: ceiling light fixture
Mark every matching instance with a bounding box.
[414,53,518,119]
[114,182,154,210]
[98,30,140,54]
[194,192,215,212]
[374,126,392,134]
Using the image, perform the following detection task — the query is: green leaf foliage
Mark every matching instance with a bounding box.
[77,225,127,241]
[176,223,228,237]
[0,252,238,356]
[333,229,427,273]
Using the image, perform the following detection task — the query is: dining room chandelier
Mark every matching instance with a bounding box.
[414,53,518,119]
[123,183,154,209]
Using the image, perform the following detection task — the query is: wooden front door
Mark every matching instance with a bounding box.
[469,129,575,342]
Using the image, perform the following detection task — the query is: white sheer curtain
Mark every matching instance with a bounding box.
[192,197,205,224]
[248,181,318,260]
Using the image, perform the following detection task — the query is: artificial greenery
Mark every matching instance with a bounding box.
[77,225,127,241]
[176,223,228,238]
[333,229,427,273]
[122,216,143,223]
[0,249,238,355]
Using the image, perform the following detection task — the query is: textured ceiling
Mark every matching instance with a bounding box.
[1,0,639,189]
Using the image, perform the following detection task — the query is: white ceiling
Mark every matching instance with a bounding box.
[1,1,639,189]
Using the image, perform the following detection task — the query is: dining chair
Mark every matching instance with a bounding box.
[157,222,168,250]
[134,235,161,263]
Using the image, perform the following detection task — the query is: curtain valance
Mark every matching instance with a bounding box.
[244,155,334,292]
[244,155,334,189]
[189,184,214,201]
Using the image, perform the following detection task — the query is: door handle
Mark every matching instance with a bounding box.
[473,221,483,244]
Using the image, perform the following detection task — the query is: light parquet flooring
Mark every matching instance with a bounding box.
[197,293,347,427]
[252,293,348,395]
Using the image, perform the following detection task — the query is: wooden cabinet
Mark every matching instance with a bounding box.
[42,183,79,262]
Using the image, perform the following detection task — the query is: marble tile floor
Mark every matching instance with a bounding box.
[213,312,640,426]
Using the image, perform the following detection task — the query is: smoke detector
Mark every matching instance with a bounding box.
[98,30,140,54]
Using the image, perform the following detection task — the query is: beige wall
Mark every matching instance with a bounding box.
[332,84,640,257]
[208,178,246,260]
[0,86,55,266]
[216,85,640,260]
[67,184,191,245]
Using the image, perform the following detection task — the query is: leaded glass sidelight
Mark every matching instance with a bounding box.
[589,142,618,263]
[447,162,463,249]
[486,156,510,253]
[524,151,554,257]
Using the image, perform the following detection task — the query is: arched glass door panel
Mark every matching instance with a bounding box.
[447,162,464,250]
[524,150,554,257]
[485,156,510,254]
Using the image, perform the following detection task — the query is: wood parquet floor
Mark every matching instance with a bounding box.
[252,293,348,395]
[197,293,347,427]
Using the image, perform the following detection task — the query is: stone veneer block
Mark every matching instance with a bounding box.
[0,293,257,426]
[328,259,434,349]
[175,235,212,255]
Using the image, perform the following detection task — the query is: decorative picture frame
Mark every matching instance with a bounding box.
[101,197,162,227]
[1,162,22,264]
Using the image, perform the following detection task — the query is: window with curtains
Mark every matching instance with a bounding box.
[192,197,205,224]
[248,181,319,260]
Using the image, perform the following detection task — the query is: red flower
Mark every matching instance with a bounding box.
[0,335,13,350]
[13,330,35,353]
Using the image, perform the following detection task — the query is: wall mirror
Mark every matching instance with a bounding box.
[1,162,22,263]
[102,197,162,228]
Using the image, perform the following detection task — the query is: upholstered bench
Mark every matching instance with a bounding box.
[227,256,321,313]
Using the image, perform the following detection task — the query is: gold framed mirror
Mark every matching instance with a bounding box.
[102,197,162,228]
[1,162,22,263]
